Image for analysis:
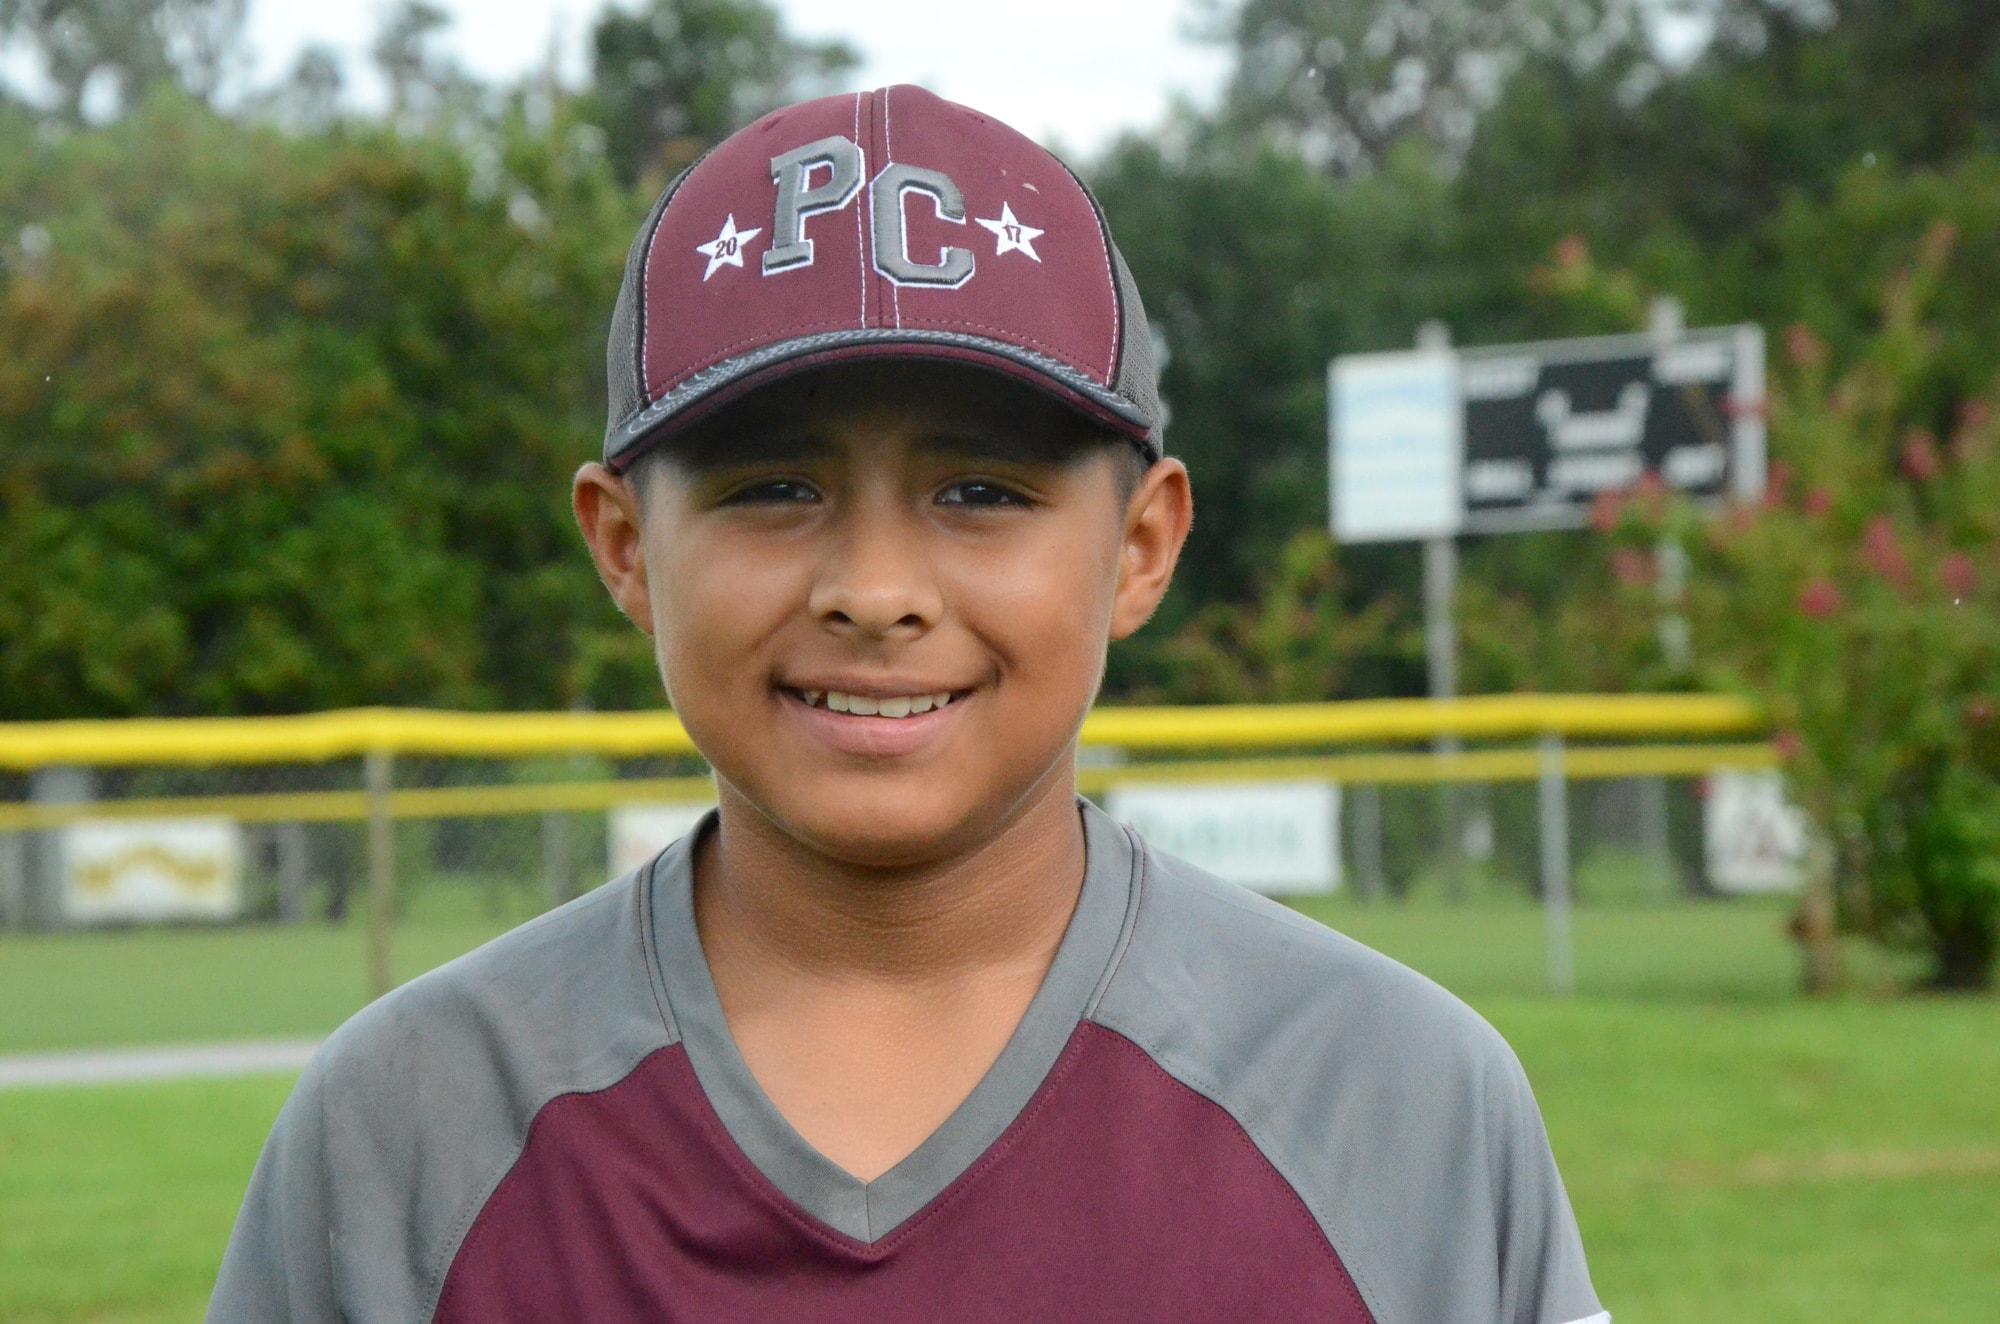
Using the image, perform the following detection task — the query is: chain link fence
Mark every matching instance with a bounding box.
[0,699,1785,997]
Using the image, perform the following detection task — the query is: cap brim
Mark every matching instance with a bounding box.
[605,330,1159,473]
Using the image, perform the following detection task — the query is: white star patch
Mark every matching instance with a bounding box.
[695,214,762,281]
[975,202,1044,262]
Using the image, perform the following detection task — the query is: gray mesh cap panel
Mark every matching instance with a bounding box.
[1109,243,1163,454]
[604,168,694,438]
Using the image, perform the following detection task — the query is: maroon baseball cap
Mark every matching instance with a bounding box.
[602,84,1164,472]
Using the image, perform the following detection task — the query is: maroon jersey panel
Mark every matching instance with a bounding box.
[434,1023,1373,1322]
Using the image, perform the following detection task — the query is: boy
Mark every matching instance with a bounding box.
[211,86,1606,1323]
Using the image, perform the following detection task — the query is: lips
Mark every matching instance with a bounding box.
[777,682,974,757]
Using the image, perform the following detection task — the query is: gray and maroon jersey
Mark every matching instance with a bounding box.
[210,802,1606,1323]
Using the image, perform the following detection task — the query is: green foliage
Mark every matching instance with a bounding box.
[0,96,655,717]
[1435,1,2000,351]
[1123,528,1404,703]
[586,0,857,185]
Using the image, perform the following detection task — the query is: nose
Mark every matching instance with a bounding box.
[807,494,943,640]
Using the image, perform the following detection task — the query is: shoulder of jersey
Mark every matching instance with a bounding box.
[1111,841,1515,1073]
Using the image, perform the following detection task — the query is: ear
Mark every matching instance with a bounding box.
[1109,458,1192,641]
[573,462,657,637]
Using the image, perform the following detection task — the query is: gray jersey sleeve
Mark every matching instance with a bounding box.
[1088,829,1604,1324]
[1483,1036,1602,1324]
[209,1051,342,1323]
[207,872,678,1324]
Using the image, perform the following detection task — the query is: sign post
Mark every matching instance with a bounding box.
[365,749,395,1000]
[1331,316,1766,990]
[1330,335,1469,897]
[1538,734,1574,996]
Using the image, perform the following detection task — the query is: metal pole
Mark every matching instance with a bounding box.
[27,767,92,931]
[1637,773,1670,895]
[1425,534,1463,900]
[1352,784,1385,902]
[1538,733,1574,996]
[1656,535,1692,674]
[0,830,24,930]
[276,822,309,925]
[542,811,571,907]
[365,749,395,999]
[1423,536,1459,703]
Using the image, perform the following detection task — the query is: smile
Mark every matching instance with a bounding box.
[789,689,961,719]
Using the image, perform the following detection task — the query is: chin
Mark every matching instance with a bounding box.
[770,788,1001,871]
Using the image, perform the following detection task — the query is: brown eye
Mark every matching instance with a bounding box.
[725,479,820,505]
[938,479,1028,507]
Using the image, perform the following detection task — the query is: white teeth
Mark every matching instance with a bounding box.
[805,689,958,718]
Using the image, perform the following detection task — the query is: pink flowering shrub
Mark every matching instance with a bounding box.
[1600,225,2000,990]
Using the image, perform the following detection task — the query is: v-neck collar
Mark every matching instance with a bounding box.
[645,799,1137,1244]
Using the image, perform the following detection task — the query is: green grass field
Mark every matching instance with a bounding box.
[1,887,1995,1322]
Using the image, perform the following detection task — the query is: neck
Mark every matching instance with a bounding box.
[692,760,1086,990]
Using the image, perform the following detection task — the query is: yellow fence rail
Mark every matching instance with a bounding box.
[0,695,1774,998]
[0,745,1778,834]
[0,693,1761,770]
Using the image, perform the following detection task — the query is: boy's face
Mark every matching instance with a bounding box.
[575,363,1190,870]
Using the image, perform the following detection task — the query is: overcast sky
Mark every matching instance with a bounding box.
[237,0,1229,155]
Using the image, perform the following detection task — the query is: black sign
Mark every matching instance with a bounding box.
[1457,327,1764,534]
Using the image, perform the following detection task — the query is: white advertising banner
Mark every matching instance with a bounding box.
[1329,349,1464,544]
[609,802,715,877]
[1105,781,1341,896]
[61,816,244,923]
[1704,770,1807,894]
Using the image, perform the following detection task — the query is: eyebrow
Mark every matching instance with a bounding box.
[918,429,1091,467]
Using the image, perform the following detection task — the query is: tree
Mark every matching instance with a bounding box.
[372,0,461,123]
[0,0,245,121]
[1450,0,2000,308]
[585,0,857,186]
[0,97,654,718]
[1214,0,1647,174]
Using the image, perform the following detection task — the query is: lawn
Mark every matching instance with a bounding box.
[1,888,1995,1322]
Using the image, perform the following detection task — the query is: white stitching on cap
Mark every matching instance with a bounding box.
[638,195,672,404]
[853,91,867,327]
[883,86,901,329]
